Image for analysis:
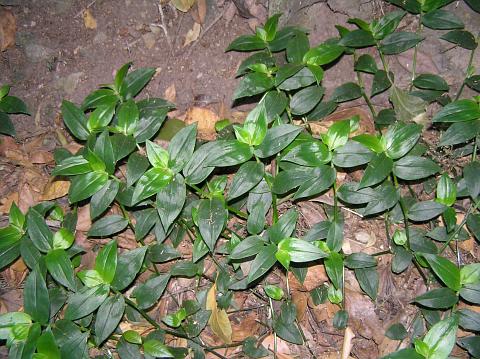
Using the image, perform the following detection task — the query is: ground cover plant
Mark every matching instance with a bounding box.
[0,0,480,358]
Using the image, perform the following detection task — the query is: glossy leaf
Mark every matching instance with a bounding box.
[440,30,477,50]
[303,43,344,66]
[290,85,324,115]
[393,156,440,180]
[415,288,458,308]
[24,265,50,324]
[88,215,128,237]
[45,249,76,290]
[111,246,147,291]
[359,153,393,188]
[227,161,264,201]
[95,240,118,284]
[26,209,53,252]
[233,73,274,100]
[432,99,480,123]
[61,100,89,141]
[330,82,362,103]
[247,244,278,283]
[422,254,460,291]
[68,171,109,203]
[384,122,422,159]
[95,294,125,344]
[380,32,424,54]
[157,174,186,232]
[254,124,302,158]
[133,274,170,309]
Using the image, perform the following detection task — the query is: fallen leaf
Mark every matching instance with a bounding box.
[76,205,92,232]
[184,106,218,140]
[206,283,232,344]
[262,334,290,355]
[0,193,19,215]
[17,183,36,213]
[292,291,308,322]
[83,9,97,29]
[30,150,54,164]
[197,0,207,24]
[0,8,16,52]
[184,22,201,47]
[171,0,195,12]
[164,84,176,103]
[41,180,70,200]
[231,313,260,341]
[224,2,237,24]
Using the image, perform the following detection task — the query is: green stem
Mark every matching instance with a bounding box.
[392,173,411,247]
[354,52,377,119]
[473,135,478,161]
[409,12,423,91]
[454,48,476,101]
[227,205,248,220]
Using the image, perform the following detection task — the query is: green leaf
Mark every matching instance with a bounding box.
[463,161,480,199]
[227,161,264,201]
[393,156,440,180]
[114,62,132,93]
[149,243,181,263]
[0,111,15,136]
[459,309,480,331]
[371,70,393,97]
[460,263,480,285]
[156,174,186,232]
[267,209,298,244]
[458,336,480,358]
[132,167,173,204]
[290,86,324,115]
[146,140,169,169]
[380,32,424,54]
[303,43,344,66]
[262,91,288,121]
[293,165,336,200]
[440,30,477,50]
[308,100,337,121]
[275,64,304,86]
[206,140,254,166]
[230,235,265,260]
[384,122,422,160]
[0,230,20,270]
[359,153,393,188]
[170,261,199,277]
[421,9,463,29]
[183,141,216,184]
[143,339,174,358]
[370,10,406,40]
[354,54,378,73]
[277,67,315,91]
[226,34,266,51]
[339,29,375,48]
[198,198,227,251]
[385,0,421,13]
[133,274,171,309]
[135,100,170,143]
[422,254,461,291]
[439,120,480,146]
[385,323,408,340]
[254,124,302,158]
[52,320,89,359]
[123,330,142,345]
[26,209,53,252]
[413,74,449,92]
[81,89,118,110]
[90,180,119,220]
[95,240,118,284]
[325,252,343,289]
[331,82,362,103]
[88,215,128,237]
[68,171,108,203]
[247,244,277,283]
[352,134,384,153]
[415,288,458,308]
[35,330,61,359]
[78,269,105,287]
[65,284,109,320]
[86,104,115,131]
[344,253,376,268]
[333,141,374,167]
[389,86,426,122]
[278,237,327,263]
[422,315,458,359]
[460,283,480,304]
[126,153,150,187]
[117,99,139,135]
[24,265,50,324]
[322,118,353,150]
[466,75,480,92]
[408,201,446,222]
[120,67,156,99]
[0,95,29,114]
[238,103,268,146]
[281,139,331,166]
[94,131,115,174]
[432,99,480,123]
[52,155,91,176]
[45,249,76,290]
[95,294,125,344]
[168,124,197,173]
[364,182,400,216]
[111,246,147,291]
[286,31,309,63]
[233,73,274,100]
[355,267,379,300]
[436,173,456,206]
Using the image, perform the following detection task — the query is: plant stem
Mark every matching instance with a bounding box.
[454,48,476,101]
[227,205,248,220]
[268,297,278,359]
[354,52,377,119]
[392,173,411,247]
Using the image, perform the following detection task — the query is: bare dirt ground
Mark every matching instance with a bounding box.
[0,0,479,358]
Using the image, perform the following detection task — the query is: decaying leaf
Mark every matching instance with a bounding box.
[171,0,196,12]
[0,192,19,215]
[83,9,97,29]
[389,86,426,123]
[197,0,207,24]
[206,283,233,344]
[41,179,70,200]
[292,291,308,322]
[0,7,16,52]
[164,84,176,103]
[184,22,201,47]
[184,106,219,140]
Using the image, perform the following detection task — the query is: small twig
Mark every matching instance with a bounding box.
[74,0,97,18]
[186,8,226,58]
[341,327,355,359]
[153,2,172,51]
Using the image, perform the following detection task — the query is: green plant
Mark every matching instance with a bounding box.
[1,1,480,358]
[0,84,30,136]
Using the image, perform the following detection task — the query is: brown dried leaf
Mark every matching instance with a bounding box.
[262,334,290,355]
[0,8,16,52]
[0,193,19,215]
[231,313,260,341]
[171,0,196,12]
[206,284,232,344]
[31,150,54,164]
[164,84,176,104]
[41,180,70,200]
[184,22,201,47]
[197,0,207,24]
[76,205,92,232]
[83,9,97,29]
[184,106,218,140]
[292,291,308,322]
